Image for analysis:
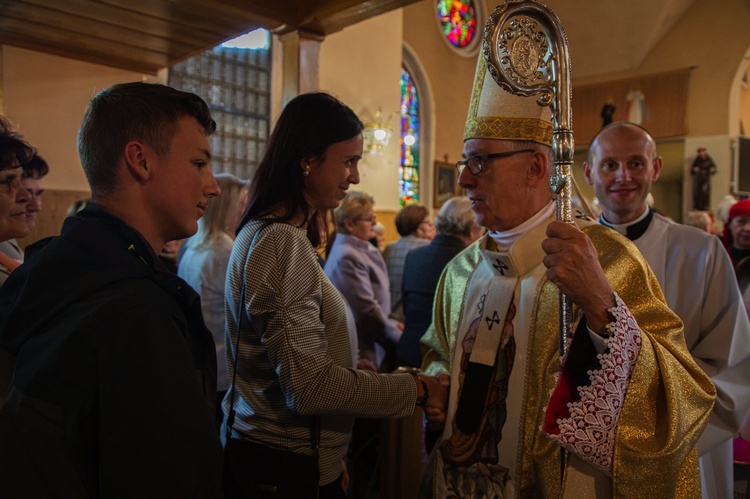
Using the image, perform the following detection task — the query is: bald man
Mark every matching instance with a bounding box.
[584,122,750,499]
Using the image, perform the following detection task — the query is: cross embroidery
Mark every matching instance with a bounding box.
[477,293,487,316]
[493,258,509,275]
[485,310,501,330]
[575,209,592,222]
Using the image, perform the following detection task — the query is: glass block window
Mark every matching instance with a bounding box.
[436,0,477,49]
[169,29,271,181]
[400,66,420,206]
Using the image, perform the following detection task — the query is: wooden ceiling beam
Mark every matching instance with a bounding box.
[293,0,421,35]
[2,5,196,57]
[0,0,416,73]
[0,18,167,74]
[95,0,264,36]
[20,0,223,46]
[0,32,163,74]
[206,0,299,29]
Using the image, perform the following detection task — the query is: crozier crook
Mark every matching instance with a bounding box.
[483,0,574,361]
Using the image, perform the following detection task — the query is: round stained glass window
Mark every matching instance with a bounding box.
[436,0,477,49]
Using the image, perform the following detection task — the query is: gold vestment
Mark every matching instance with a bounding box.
[422,221,715,498]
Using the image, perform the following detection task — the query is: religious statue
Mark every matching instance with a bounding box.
[626,85,645,125]
[692,147,717,210]
[600,97,616,127]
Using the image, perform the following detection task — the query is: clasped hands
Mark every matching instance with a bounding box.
[394,367,450,428]
[419,373,450,427]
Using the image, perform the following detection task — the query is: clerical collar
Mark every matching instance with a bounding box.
[599,207,654,241]
[488,201,555,252]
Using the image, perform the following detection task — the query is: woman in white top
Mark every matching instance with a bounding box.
[178,173,247,425]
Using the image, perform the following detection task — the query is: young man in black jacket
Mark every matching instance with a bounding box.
[0,82,223,497]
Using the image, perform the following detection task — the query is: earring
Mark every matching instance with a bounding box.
[303,165,310,177]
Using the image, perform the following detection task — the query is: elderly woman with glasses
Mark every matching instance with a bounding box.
[0,117,33,286]
[325,191,402,372]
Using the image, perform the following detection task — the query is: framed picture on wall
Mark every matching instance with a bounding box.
[434,160,459,208]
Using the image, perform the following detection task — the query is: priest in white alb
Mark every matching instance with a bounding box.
[583,122,750,499]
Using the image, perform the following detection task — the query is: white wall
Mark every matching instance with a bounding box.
[3,11,407,211]
[2,46,162,192]
[319,9,404,212]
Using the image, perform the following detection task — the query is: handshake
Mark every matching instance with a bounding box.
[396,367,450,428]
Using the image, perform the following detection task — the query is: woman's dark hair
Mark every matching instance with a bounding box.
[22,153,50,179]
[0,116,34,172]
[238,92,363,247]
[395,204,430,236]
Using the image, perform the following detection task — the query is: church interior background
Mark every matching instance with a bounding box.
[2,0,750,247]
[3,1,750,495]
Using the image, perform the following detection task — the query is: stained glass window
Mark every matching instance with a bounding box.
[400,67,420,206]
[436,0,477,48]
[169,28,271,181]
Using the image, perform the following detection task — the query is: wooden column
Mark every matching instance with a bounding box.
[0,46,4,114]
[278,29,324,108]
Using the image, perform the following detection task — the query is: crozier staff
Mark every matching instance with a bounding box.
[418,2,715,497]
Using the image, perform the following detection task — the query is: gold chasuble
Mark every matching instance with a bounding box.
[421,213,715,498]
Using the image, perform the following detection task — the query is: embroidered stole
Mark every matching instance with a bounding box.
[441,218,549,466]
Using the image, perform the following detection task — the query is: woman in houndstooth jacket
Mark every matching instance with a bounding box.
[223,92,448,498]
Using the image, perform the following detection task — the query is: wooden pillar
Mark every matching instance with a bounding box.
[0,46,5,114]
[278,29,324,108]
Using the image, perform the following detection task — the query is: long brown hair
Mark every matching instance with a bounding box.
[238,92,363,247]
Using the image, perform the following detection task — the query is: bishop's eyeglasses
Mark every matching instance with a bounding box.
[456,149,535,176]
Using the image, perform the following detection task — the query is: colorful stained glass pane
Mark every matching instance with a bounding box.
[400,67,420,205]
[436,0,476,48]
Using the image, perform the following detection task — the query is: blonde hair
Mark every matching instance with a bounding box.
[335,191,374,235]
[185,173,247,250]
[685,210,712,232]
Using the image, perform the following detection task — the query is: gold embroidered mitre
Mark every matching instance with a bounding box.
[463,54,553,145]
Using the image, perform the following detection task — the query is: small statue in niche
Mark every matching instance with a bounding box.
[601,97,616,128]
[627,85,645,125]
[691,147,717,210]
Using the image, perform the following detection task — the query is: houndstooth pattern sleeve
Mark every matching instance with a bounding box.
[224,220,417,485]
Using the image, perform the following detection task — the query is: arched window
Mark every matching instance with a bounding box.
[436,0,478,49]
[169,28,271,181]
[400,66,420,205]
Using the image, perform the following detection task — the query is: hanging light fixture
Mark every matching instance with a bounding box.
[363,108,394,155]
